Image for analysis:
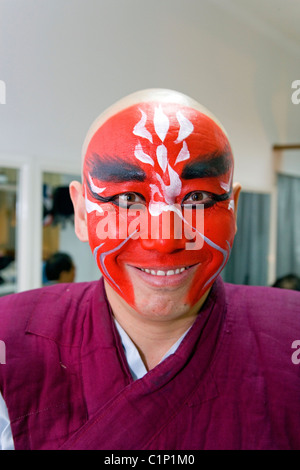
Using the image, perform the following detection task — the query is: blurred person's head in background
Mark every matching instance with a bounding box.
[272,274,300,291]
[45,252,75,283]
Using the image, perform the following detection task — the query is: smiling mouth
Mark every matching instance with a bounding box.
[135,265,195,276]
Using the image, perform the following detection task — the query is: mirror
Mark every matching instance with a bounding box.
[42,172,100,285]
[0,167,18,296]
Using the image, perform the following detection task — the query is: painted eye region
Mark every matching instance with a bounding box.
[87,185,146,209]
[111,192,146,209]
[182,189,231,209]
[88,183,231,211]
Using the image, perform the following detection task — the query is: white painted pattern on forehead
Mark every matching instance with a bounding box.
[154,105,170,142]
[133,109,153,143]
[132,106,194,215]
[81,88,229,168]
[175,141,190,165]
[88,173,106,194]
[175,111,194,143]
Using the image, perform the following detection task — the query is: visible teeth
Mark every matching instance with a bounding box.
[139,267,188,276]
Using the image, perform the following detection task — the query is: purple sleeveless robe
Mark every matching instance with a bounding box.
[0,277,299,450]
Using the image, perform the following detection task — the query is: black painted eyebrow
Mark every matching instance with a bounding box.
[181,151,232,180]
[88,153,146,183]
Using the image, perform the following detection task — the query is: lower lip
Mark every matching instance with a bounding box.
[126,264,199,288]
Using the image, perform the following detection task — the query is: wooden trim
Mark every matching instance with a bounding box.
[273,144,300,151]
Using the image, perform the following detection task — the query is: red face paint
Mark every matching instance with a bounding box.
[83,101,235,311]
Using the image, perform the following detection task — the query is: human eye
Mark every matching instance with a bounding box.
[182,191,216,209]
[111,192,146,209]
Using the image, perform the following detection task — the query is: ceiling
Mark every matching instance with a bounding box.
[221,0,300,51]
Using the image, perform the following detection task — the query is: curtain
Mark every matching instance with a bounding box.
[276,174,300,278]
[222,191,271,286]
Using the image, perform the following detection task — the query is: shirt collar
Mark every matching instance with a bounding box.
[114,318,191,380]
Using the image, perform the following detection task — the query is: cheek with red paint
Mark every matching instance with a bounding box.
[185,201,236,305]
[86,204,134,302]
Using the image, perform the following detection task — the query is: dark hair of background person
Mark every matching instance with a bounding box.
[272,273,300,291]
[45,252,75,283]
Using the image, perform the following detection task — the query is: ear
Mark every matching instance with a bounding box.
[69,181,89,242]
[232,182,242,233]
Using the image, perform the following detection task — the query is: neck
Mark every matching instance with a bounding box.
[105,282,211,371]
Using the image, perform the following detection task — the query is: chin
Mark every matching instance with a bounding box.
[138,294,189,319]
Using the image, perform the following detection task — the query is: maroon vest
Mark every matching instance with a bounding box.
[0,277,300,450]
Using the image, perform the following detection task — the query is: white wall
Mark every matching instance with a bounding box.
[0,0,299,289]
[1,0,299,187]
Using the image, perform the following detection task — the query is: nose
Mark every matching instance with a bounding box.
[139,210,188,254]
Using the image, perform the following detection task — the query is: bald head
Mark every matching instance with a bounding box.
[81,88,230,166]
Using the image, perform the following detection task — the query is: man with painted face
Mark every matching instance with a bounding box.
[71,89,240,371]
[0,89,300,450]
